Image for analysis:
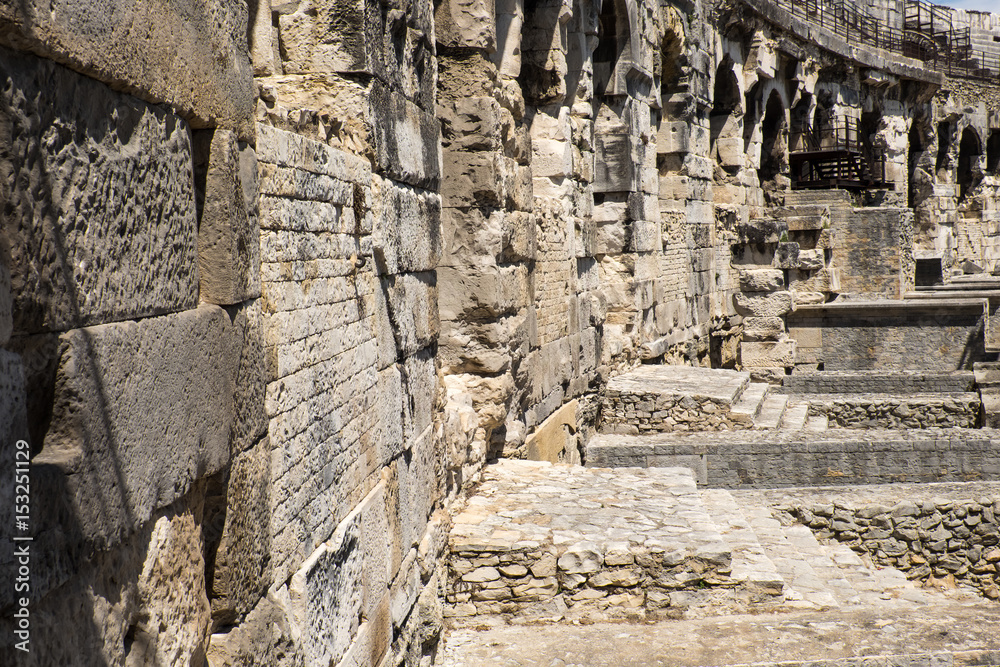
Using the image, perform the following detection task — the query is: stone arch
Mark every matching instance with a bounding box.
[759,89,787,183]
[710,58,741,168]
[958,126,982,199]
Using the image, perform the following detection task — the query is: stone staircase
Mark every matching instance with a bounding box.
[603,365,984,435]
[440,461,1000,665]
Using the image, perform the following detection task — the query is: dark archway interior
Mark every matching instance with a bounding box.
[935,121,951,176]
[710,60,740,156]
[958,127,981,199]
[759,91,786,182]
[987,130,1000,174]
[594,0,623,97]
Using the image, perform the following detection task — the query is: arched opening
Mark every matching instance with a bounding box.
[759,90,786,183]
[908,122,925,209]
[958,126,982,199]
[986,130,1000,174]
[660,28,683,102]
[710,59,741,168]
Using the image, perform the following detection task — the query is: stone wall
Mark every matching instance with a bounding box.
[803,393,980,430]
[587,429,1000,487]
[788,299,988,371]
[783,371,976,394]
[783,498,1000,599]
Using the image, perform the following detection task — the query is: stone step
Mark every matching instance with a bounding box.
[779,401,809,430]
[753,394,788,429]
[602,365,752,434]
[445,460,733,623]
[794,392,980,429]
[804,413,829,431]
[699,489,785,599]
[782,189,853,208]
[729,382,770,427]
[738,506,845,610]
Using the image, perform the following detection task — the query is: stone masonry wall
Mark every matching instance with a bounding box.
[784,498,1000,599]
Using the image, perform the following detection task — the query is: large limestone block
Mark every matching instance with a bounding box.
[396,426,437,557]
[739,340,797,368]
[593,132,638,193]
[438,265,524,320]
[229,301,268,456]
[372,178,442,275]
[440,96,502,152]
[739,269,784,292]
[208,437,272,626]
[33,306,237,552]
[370,82,441,190]
[525,399,577,463]
[1,47,199,334]
[0,487,212,666]
[382,272,439,358]
[0,1,254,137]
[278,0,435,108]
[773,242,801,269]
[742,316,785,342]
[195,129,261,306]
[402,352,436,446]
[734,291,793,317]
[435,0,496,49]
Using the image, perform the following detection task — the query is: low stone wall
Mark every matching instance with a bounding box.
[788,299,989,371]
[783,371,976,394]
[601,366,752,434]
[445,461,736,622]
[782,499,1000,599]
[601,389,746,433]
[586,429,1000,487]
[803,393,981,429]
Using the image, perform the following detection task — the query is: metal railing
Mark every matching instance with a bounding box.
[790,116,862,154]
[760,0,1000,83]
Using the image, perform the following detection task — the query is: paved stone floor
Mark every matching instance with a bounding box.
[439,462,1000,666]
[438,605,1000,666]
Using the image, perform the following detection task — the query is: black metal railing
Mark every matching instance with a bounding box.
[758,0,1000,84]
[790,117,862,154]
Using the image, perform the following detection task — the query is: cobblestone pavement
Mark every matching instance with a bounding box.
[439,464,1000,666]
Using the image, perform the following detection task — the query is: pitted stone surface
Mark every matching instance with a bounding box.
[446,460,732,621]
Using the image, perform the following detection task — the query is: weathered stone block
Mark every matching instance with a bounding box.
[441,151,506,208]
[371,82,441,190]
[0,1,255,137]
[525,400,577,463]
[382,272,439,358]
[435,0,496,49]
[1,46,199,334]
[798,248,825,271]
[33,306,237,551]
[734,291,793,317]
[289,511,364,667]
[229,300,268,455]
[739,340,797,368]
[743,316,785,342]
[739,269,784,292]
[209,437,272,625]
[195,129,261,305]
[441,96,502,151]
[773,242,801,269]
[438,265,523,320]
[373,179,442,275]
